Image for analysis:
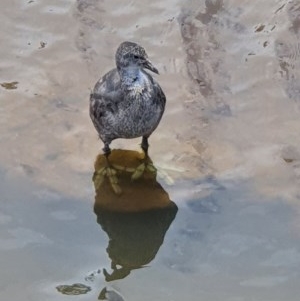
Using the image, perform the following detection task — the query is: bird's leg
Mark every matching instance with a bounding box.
[93,143,122,194]
[131,136,157,180]
[103,143,111,157]
[141,136,149,156]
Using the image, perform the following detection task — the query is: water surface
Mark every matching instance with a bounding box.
[1,0,300,300]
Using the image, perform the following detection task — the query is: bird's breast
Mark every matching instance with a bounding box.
[110,92,162,138]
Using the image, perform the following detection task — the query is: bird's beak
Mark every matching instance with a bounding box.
[144,59,159,74]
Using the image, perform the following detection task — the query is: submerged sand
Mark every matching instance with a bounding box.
[1,0,300,300]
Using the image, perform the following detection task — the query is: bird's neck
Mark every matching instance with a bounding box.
[119,66,149,93]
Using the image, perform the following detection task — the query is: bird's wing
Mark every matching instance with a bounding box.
[152,79,166,110]
[89,69,123,133]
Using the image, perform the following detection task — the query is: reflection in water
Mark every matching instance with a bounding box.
[93,149,177,295]
[93,149,173,212]
[95,205,178,282]
[93,148,157,195]
[56,150,177,298]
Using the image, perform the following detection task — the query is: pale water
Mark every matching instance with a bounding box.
[1,0,300,300]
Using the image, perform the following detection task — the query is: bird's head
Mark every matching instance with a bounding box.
[115,41,159,74]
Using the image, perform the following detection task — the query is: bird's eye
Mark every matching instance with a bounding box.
[133,55,140,59]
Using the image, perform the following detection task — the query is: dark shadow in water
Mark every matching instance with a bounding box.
[56,150,177,298]
[93,149,178,284]
[93,149,174,212]
[95,205,178,282]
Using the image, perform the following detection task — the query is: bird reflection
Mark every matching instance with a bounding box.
[95,206,177,282]
[93,148,158,195]
[93,149,178,282]
[93,149,172,210]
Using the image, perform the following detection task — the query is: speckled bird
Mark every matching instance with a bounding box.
[90,41,166,161]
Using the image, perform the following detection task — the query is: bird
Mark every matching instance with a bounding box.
[90,41,166,191]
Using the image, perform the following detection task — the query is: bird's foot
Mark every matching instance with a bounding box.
[131,160,157,180]
[93,166,122,195]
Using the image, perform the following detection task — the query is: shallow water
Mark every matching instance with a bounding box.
[1,0,300,300]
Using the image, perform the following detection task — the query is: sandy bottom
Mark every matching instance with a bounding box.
[1,0,300,300]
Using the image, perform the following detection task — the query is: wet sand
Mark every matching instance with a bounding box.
[1,0,300,300]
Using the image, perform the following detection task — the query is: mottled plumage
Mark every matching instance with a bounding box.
[90,41,166,155]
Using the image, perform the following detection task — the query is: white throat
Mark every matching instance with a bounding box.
[121,67,150,94]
